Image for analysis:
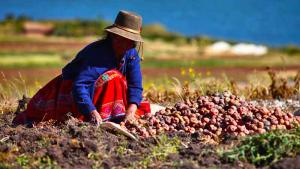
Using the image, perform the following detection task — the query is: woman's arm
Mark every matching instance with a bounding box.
[126,50,143,106]
[72,67,98,115]
[72,67,104,126]
[125,50,143,121]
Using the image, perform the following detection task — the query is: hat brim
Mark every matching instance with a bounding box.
[105,25,144,42]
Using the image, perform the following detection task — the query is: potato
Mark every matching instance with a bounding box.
[189,127,196,133]
[149,129,157,136]
[271,118,278,125]
[283,115,289,121]
[124,93,299,140]
[228,125,237,132]
[255,113,262,121]
[203,129,212,135]
[169,126,175,131]
[232,132,238,136]
[210,117,217,125]
[202,117,210,123]
[270,125,277,130]
[237,106,248,114]
[261,107,270,115]
[209,124,218,132]
[251,124,258,131]
[183,116,190,124]
[173,117,180,124]
[190,117,198,124]
[232,113,241,120]
[212,96,220,104]
[257,122,264,128]
[228,108,235,115]
[279,118,285,125]
[239,132,246,137]
[216,128,222,136]
[163,125,170,131]
[243,129,250,135]
[237,125,246,132]
[257,128,266,134]
[229,120,238,126]
[210,108,219,116]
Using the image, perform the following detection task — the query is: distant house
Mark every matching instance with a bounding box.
[23,21,53,36]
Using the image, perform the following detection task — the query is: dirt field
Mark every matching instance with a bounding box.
[0,66,299,85]
[1,36,300,168]
[1,111,299,169]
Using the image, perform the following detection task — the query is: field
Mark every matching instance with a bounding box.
[0,34,300,169]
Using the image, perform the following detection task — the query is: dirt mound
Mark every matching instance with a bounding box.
[270,155,300,169]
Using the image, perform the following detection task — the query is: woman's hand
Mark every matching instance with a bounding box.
[124,104,138,123]
[89,110,103,127]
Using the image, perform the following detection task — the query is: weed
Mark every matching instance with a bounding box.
[88,152,103,169]
[0,163,10,169]
[116,141,129,156]
[133,135,181,168]
[247,69,300,99]
[16,154,29,167]
[33,155,60,169]
[220,127,300,166]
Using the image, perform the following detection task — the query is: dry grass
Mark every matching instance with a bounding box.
[144,69,300,104]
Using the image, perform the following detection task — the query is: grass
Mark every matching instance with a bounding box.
[132,135,181,168]
[2,53,299,69]
[2,50,298,69]
[142,55,300,68]
[0,53,64,68]
[220,127,300,166]
[144,68,300,104]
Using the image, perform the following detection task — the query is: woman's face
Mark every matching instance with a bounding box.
[111,33,135,57]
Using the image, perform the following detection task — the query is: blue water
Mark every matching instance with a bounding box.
[1,0,300,46]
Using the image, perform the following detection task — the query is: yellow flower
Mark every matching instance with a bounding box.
[190,72,196,79]
[188,68,194,74]
[181,68,186,76]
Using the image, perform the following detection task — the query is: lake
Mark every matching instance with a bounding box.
[1,0,300,46]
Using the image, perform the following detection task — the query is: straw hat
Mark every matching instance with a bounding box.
[105,10,143,42]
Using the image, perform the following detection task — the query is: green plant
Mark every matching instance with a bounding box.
[35,156,60,169]
[116,141,128,156]
[135,135,181,168]
[88,152,103,169]
[0,163,10,169]
[220,127,300,166]
[52,19,109,37]
[278,45,300,56]
[16,154,29,167]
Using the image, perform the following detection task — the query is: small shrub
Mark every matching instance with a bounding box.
[220,127,300,166]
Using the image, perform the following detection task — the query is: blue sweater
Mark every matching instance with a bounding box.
[62,38,143,115]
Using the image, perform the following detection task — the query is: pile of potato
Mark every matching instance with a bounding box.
[120,92,300,140]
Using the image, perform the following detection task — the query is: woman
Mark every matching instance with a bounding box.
[13,10,151,126]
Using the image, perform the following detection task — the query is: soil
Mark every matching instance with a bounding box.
[0,66,299,86]
[269,155,300,169]
[0,109,298,169]
[0,41,86,53]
